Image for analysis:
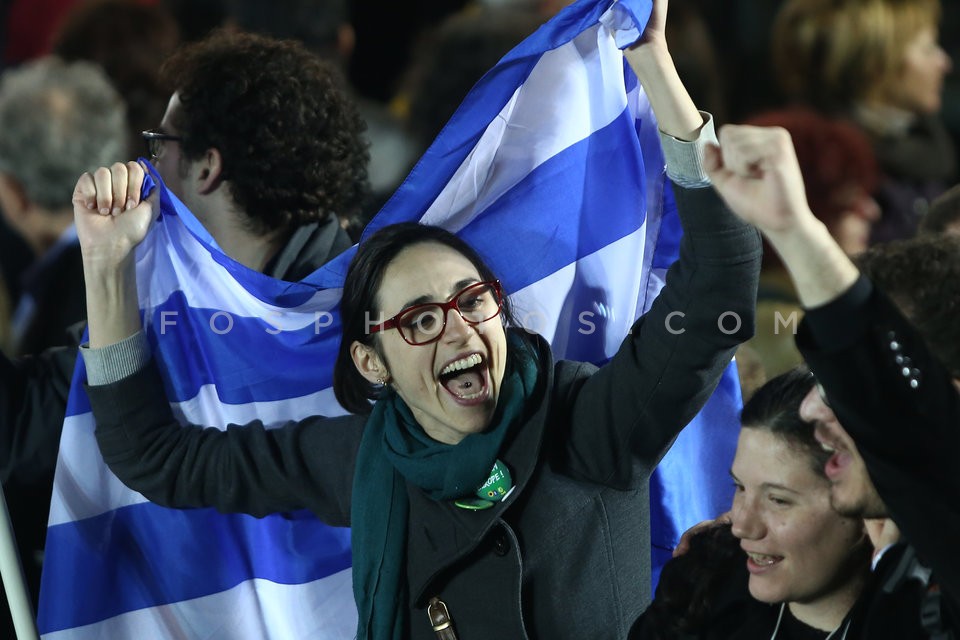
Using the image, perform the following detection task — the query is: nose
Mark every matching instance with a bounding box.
[441,306,473,342]
[730,494,765,541]
[799,386,835,424]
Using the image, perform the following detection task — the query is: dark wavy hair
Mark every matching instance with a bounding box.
[333,223,515,414]
[159,30,369,236]
[740,367,828,477]
[857,235,960,378]
[634,523,745,638]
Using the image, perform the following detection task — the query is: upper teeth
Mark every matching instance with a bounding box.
[441,353,482,377]
[820,442,836,453]
[747,552,780,565]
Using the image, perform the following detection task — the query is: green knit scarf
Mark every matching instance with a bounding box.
[351,333,539,639]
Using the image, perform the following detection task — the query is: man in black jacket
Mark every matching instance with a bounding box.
[0,30,368,620]
[705,124,959,637]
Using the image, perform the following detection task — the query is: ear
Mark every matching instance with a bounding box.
[0,173,31,221]
[350,340,390,385]
[196,147,225,195]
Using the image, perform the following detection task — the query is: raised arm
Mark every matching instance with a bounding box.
[705,123,960,612]
[89,359,361,525]
[73,162,151,349]
[75,165,360,526]
[623,0,702,142]
[560,0,762,485]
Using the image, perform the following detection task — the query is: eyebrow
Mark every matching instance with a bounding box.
[728,470,801,495]
[399,278,480,311]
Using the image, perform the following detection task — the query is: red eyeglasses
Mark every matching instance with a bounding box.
[368,280,503,345]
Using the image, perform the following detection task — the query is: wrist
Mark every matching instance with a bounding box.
[626,38,671,72]
[762,213,826,257]
[84,260,142,349]
[83,250,135,284]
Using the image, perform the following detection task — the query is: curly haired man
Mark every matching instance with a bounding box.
[148,30,369,276]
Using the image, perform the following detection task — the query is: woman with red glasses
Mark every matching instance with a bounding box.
[75,2,761,637]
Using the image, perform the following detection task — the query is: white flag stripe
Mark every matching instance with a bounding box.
[138,219,342,325]
[41,571,356,640]
[419,22,628,230]
[50,415,147,526]
[510,225,650,355]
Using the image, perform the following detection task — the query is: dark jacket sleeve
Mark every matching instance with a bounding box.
[0,344,75,485]
[560,183,762,487]
[797,279,960,615]
[89,359,363,527]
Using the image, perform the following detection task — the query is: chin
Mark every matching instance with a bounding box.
[748,580,785,605]
[913,96,942,116]
[461,403,497,434]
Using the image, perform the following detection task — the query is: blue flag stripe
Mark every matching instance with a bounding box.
[40,503,352,633]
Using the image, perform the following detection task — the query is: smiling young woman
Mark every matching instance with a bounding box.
[74,2,762,637]
[630,369,872,640]
[731,371,870,636]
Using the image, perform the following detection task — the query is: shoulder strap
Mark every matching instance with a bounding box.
[881,545,953,638]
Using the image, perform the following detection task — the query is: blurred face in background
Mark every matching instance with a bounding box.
[876,25,952,115]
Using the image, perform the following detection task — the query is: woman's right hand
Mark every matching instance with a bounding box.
[73,161,155,268]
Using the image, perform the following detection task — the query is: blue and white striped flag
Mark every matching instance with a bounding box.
[38,0,739,636]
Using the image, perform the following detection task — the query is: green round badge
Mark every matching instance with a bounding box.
[453,459,514,511]
[476,459,513,502]
[454,497,495,510]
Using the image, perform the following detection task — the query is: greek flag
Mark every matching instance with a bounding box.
[37,0,739,636]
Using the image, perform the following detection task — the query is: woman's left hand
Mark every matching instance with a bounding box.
[632,0,667,50]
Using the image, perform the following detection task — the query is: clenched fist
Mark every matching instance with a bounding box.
[73,161,156,267]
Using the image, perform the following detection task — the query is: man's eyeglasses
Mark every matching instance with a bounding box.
[141,129,182,161]
[368,280,504,346]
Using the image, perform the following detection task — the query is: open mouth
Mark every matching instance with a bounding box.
[814,431,853,480]
[438,353,490,404]
[745,551,783,573]
[824,450,852,480]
